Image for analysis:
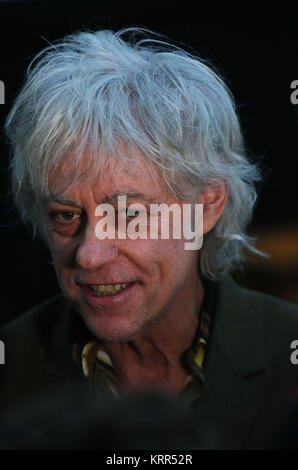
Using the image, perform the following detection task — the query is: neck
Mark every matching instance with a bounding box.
[104,266,205,394]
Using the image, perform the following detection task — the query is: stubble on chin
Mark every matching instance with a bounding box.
[77,305,168,344]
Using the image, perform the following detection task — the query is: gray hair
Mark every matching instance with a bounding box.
[5,27,262,279]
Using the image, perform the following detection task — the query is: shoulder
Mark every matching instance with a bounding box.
[213,275,298,376]
[0,294,78,411]
[207,276,298,449]
[217,275,298,331]
[0,294,67,345]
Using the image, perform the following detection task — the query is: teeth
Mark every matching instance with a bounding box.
[89,283,129,296]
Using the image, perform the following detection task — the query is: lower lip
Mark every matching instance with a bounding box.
[79,282,136,306]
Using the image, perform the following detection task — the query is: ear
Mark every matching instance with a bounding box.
[198,183,228,235]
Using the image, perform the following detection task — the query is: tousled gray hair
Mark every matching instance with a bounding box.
[5,27,261,279]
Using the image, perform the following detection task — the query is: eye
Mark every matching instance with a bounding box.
[52,211,78,223]
[48,209,86,237]
[117,208,140,219]
[127,209,140,218]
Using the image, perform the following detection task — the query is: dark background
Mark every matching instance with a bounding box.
[0,1,298,323]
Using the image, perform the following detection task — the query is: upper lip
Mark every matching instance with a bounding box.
[76,280,134,286]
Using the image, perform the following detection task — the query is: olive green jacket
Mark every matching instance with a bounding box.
[1,276,298,449]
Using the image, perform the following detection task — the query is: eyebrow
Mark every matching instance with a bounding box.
[102,191,156,204]
[47,195,82,208]
[48,191,157,207]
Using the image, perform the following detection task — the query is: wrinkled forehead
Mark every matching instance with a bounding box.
[48,147,169,200]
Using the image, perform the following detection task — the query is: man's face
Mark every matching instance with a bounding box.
[45,155,200,342]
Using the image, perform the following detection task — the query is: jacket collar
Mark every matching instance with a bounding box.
[210,275,268,376]
[45,298,83,381]
[192,275,269,449]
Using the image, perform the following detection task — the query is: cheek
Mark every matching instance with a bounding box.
[170,240,197,278]
[152,239,195,280]
[48,235,78,274]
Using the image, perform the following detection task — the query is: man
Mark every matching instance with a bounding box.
[1,27,298,449]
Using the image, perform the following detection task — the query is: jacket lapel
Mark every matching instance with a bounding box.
[45,299,83,381]
[192,276,269,449]
[44,301,114,396]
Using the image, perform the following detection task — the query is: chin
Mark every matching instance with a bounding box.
[81,312,146,343]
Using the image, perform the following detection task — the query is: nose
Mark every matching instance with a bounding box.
[75,226,118,271]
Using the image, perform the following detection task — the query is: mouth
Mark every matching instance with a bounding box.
[77,280,137,305]
[87,283,130,297]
